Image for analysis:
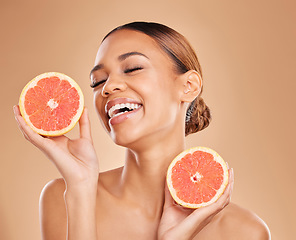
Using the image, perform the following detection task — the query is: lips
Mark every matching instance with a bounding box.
[105,98,143,121]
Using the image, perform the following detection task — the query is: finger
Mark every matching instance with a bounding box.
[185,168,234,222]
[79,107,92,141]
[166,169,234,239]
[13,104,21,118]
[13,105,49,149]
[14,105,29,138]
[14,105,35,140]
[211,168,234,209]
[229,168,234,195]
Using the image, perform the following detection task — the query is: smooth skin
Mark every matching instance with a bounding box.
[14,29,270,240]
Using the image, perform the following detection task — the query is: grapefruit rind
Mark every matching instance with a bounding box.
[19,72,84,136]
[166,147,229,209]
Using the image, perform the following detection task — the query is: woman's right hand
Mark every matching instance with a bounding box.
[158,168,234,240]
[13,105,99,188]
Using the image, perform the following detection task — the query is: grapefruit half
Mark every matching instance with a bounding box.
[19,72,84,136]
[167,147,229,209]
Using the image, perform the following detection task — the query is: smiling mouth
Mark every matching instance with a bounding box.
[108,102,142,119]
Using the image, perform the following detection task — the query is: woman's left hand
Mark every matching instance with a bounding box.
[158,168,234,240]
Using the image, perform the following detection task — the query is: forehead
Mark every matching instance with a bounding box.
[95,29,167,64]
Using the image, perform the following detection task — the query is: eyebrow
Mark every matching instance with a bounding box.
[89,51,149,77]
[117,51,149,61]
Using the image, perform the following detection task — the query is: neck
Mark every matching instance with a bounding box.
[119,127,186,216]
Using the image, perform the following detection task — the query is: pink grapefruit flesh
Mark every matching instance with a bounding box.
[167,147,229,209]
[19,72,84,136]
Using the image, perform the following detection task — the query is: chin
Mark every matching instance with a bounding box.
[109,123,161,151]
[109,126,142,148]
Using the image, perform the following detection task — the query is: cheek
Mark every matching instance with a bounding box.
[145,74,179,106]
[140,77,180,123]
[139,70,176,96]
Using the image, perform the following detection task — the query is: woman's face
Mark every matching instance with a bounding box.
[91,29,184,147]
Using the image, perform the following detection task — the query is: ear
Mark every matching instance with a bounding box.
[179,70,202,102]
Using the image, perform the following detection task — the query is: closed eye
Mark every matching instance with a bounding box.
[90,66,143,88]
[124,67,143,74]
[90,79,106,88]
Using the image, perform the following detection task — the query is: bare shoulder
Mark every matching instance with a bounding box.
[40,178,66,209]
[39,178,67,240]
[217,202,271,240]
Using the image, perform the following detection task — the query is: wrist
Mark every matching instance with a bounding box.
[64,179,98,200]
[65,171,98,190]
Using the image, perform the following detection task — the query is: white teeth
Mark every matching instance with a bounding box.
[113,111,128,118]
[108,103,141,118]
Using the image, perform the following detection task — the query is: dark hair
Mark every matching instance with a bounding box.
[103,22,211,136]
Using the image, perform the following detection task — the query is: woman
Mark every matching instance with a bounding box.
[14,22,270,240]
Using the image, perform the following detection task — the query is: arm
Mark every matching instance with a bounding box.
[64,180,98,240]
[14,106,99,240]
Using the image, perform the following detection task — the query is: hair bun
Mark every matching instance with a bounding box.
[185,97,211,136]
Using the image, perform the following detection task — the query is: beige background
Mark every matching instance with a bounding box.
[1,0,295,239]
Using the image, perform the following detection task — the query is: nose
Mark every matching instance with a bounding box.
[101,74,127,97]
